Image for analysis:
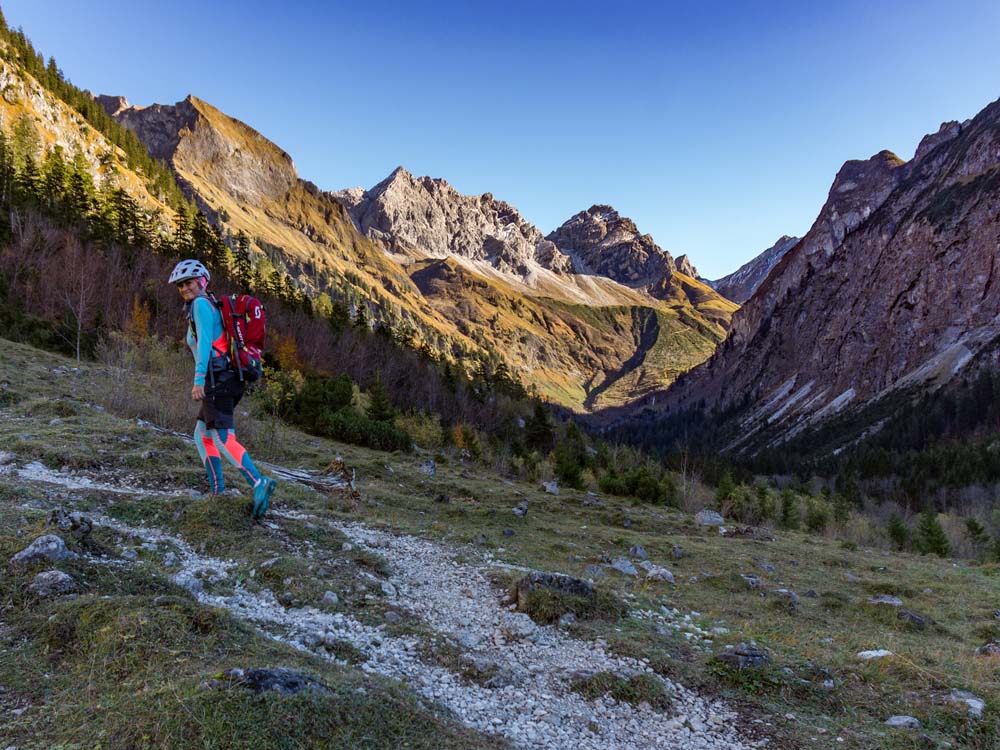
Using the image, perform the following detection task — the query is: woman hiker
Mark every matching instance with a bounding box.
[169,259,276,518]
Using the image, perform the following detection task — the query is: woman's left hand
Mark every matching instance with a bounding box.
[191,385,205,401]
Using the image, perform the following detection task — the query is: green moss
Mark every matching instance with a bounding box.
[569,671,672,711]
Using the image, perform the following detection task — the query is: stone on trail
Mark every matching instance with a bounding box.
[171,571,203,595]
[500,612,536,640]
[321,591,339,606]
[28,570,77,597]
[885,715,921,728]
[10,535,78,566]
[695,509,725,526]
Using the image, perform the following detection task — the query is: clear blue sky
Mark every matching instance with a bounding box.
[5,0,999,278]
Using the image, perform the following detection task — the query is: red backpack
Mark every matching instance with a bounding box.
[212,293,266,382]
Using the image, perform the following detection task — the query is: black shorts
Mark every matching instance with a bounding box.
[197,370,245,430]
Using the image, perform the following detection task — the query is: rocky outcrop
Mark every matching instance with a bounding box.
[332,167,572,276]
[546,205,675,294]
[654,96,1000,449]
[710,235,799,304]
[674,254,698,278]
[94,94,130,118]
[111,95,298,206]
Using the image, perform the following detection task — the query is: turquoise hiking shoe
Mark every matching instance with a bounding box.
[252,477,277,519]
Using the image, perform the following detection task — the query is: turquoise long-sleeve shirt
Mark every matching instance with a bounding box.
[186,295,226,387]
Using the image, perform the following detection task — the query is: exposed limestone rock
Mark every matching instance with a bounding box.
[27,570,77,597]
[674,254,698,278]
[710,235,799,303]
[332,167,572,276]
[10,535,78,566]
[546,205,675,294]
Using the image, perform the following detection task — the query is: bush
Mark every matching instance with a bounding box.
[317,407,412,452]
[805,497,830,534]
[914,508,950,557]
[779,489,799,530]
[886,513,909,550]
[598,465,674,504]
[289,374,353,431]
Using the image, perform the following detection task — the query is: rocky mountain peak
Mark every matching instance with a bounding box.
[94,93,130,118]
[913,121,963,163]
[332,168,572,276]
[674,254,698,278]
[109,94,298,206]
[711,235,800,304]
[546,205,675,294]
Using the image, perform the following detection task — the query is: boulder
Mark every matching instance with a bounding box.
[714,643,770,670]
[10,535,78,566]
[943,689,985,718]
[695,509,725,526]
[638,561,675,583]
[629,544,648,560]
[610,558,638,577]
[27,570,77,597]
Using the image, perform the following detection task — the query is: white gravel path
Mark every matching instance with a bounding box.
[7,459,767,750]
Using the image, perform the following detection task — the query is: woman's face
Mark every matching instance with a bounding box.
[176,277,203,303]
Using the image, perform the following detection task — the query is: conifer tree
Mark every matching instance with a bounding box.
[525,402,554,453]
[365,372,396,423]
[886,513,909,550]
[914,507,950,557]
[779,488,799,530]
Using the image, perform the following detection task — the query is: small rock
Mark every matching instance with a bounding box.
[321,591,339,606]
[857,649,894,660]
[868,595,903,607]
[341,543,353,552]
[163,552,178,567]
[622,517,632,529]
[610,558,638,577]
[10,535,78,566]
[501,612,536,640]
[714,643,770,670]
[885,715,921,729]
[48,418,63,426]
[775,588,800,604]
[502,528,515,537]
[757,561,776,573]
[695,509,725,526]
[844,572,861,583]
[629,544,648,560]
[46,510,92,541]
[383,611,402,624]
[740,574,763,590]
[638,561,675,583]
[458,631,482,649]
[803,589,819,598]
[975,642,1000,657]
[379,581,397,598]
[944,689,985,718]
[171,571,203,595]
[27,570,76,597]
[513,500,529,518]
[558,612,577,627]
[434,493,450,503]
[216,668,330,696]
[583,564,606,578]
[121,549,139,561]
[897,608,930,629]
[419,459,436,476]
[542,480,559,495]
[670,544,684,560]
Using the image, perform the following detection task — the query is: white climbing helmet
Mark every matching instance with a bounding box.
[168,259,211,285]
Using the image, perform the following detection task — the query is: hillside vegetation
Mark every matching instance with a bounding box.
[1,338,998,749]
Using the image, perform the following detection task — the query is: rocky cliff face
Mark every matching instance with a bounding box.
[332,168,572,276]
[654,100,1000,451]
[710,235,799,304]
[108,95,299,207]
[546,205,676,293]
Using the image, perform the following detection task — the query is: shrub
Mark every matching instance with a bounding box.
[914,508,950,557]
[887,514,909,550]
[317,407,412,452]
[805,497,830,534]
[779,489,799,530]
